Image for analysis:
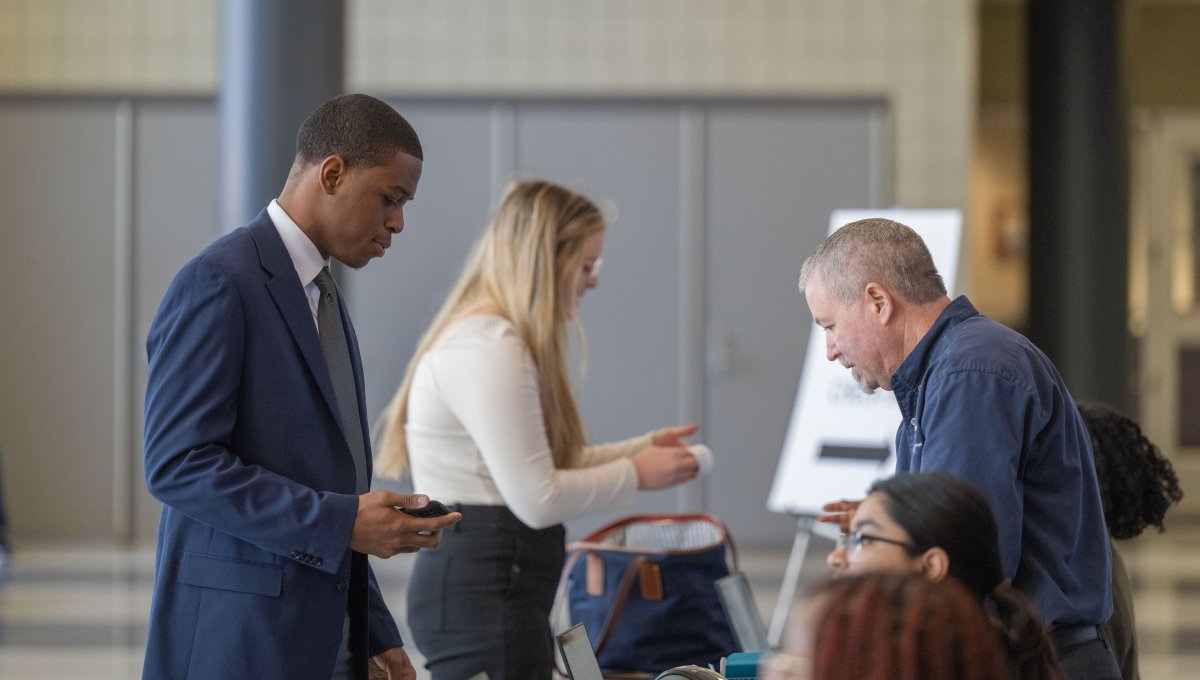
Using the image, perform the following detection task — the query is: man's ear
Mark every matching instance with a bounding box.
[918,547,950,583]
[864,282,894,325]
[318,155,347,194]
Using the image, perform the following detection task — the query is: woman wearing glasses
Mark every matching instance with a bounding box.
[375,179,702,680]
[825,472,1065,680]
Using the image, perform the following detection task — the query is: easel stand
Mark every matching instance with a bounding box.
[767,515,816,649]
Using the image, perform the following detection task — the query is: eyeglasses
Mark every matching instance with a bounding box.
[836,530,916,562]
[760,651,811,679]
[582,257,603,279]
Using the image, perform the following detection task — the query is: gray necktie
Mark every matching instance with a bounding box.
[314,267,369,494]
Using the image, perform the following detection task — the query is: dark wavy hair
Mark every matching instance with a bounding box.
[1077,401,1183,540]
[868,473,1063,680]
[805,573,1008,680]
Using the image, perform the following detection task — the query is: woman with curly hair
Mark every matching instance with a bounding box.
[764,573,1010,680]
[1078,401,1184,680]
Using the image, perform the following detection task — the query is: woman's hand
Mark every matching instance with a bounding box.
[631,445,700,490]
[650,423,699,447]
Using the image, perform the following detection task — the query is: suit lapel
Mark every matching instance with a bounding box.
[246,213,343,430]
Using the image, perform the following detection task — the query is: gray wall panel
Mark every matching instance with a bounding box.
[0,101,119,539]
[131,100,221,539]
[0,96,885,550]
[705,103,884,545]
[514,104,686,537]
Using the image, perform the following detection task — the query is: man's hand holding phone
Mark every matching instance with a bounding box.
[351,490,462,558]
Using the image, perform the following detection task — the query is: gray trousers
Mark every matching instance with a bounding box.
[330,614,356,680]
[407,505,566,680]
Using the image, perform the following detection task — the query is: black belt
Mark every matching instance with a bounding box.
[1052,623,1102,650]
[445,503,564,535]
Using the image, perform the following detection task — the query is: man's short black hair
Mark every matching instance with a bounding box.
[295,93,423,168]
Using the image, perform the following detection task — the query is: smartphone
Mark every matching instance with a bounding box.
[399,499,452,518]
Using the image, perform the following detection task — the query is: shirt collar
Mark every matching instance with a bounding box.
[891,295,979,394]
[267,199,329,287]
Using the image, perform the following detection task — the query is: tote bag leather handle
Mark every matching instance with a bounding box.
[552,513,740,660]
[591,554,651,656]
[551,550,659,656]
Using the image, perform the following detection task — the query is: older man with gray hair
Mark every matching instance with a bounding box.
[802,218,1118,679]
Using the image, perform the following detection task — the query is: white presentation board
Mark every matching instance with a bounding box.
[767,209,962,516]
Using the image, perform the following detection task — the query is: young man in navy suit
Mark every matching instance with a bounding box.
[142,94,461,680]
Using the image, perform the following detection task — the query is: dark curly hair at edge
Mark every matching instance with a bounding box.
[1077,401,1184,540]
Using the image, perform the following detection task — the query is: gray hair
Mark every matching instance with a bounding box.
[798,218,946,306]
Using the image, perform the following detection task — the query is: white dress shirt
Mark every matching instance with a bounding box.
[267,199,328,329]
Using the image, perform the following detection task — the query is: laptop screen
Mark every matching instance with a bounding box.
[556,623,604,680]
[715,572,770,652]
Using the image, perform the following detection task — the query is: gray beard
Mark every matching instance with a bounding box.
[851,367,878,395]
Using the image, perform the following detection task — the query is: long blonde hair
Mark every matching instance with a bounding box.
[375,180,606,478]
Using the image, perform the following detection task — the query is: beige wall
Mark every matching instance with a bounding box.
[0,0,976,212]
[0,0,218,94]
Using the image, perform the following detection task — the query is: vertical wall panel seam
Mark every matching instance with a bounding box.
[113,98,135,544]
[869,103,891,210]
[678,104,706,512]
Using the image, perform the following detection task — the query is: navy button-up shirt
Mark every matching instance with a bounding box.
[892,296,1111,628]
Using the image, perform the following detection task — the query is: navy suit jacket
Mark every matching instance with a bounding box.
[142,210,401,679]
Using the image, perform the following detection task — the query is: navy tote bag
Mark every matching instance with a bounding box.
[557,514,739,674]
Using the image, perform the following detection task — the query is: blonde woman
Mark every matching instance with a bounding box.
[376,179,701,680]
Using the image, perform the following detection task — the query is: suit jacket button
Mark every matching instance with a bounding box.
[313,557,323,566]
[292,551,302,559]
[337,580,349,592]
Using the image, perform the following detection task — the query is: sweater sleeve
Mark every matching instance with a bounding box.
[580,433,654,466]
[428,325,638,529]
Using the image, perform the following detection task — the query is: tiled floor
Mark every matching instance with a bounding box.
[1,521,1198,679]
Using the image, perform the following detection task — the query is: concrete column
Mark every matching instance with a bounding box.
[1027,0,1132,410]
[219,0,345,232]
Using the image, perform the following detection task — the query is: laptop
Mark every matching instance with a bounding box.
[556,622,605,680]
[714,572,770,652]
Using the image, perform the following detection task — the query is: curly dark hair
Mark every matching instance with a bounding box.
[1078,401,1184,540]
[295,93,423,168]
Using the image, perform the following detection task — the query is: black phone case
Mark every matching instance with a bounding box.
[400,500,452,518]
